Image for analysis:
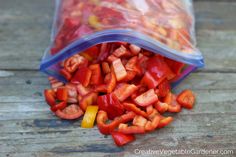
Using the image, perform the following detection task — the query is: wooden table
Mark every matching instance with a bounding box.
[0,0,235,156]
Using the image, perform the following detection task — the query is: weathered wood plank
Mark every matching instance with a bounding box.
[0,71,235,156]
[0,1,235,71]
[194,1,236,30]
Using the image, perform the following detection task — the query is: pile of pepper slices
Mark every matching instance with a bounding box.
[44,42,195,146]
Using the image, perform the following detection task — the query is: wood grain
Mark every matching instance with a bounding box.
[0,71,235,156]
[0,0,236,157]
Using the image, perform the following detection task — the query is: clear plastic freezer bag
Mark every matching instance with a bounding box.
[40,0,204,85]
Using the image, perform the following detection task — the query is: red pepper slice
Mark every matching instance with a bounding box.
[123,102,148,118]
[158,79,171,97]
[113,45,131,58]
[81,46,99,60]
[141,72,159,89]
[177,89,195,109]
[51,101,67,112]
[64,54,88,73]
[102,62,111,74]
[122,71,137,82]
[144,115,160,132]
[163,92,181,113]
[125,56,142,75]
[80,92,98,111]
[107,54,118,63]
[89,64,103,85]
[157,116,173,128]
[133,115,148,127]
[129,44,141,55]
[111,131,135,147]
[97,43,110,62]
[144,109,161,132]
[55,104,84,120]
[60,69,72,81]
[164,58,185,75]
[118,123,145,134]
[94,84,107,93]
[71,67,92,87]
[44,89,56,106]
[96,110,135,135]
[147,55,175,81]
[112,59,127,81]
[107,70,116,93]
[56,87,68,101]
[154,102,168,113]
[113,83,138,102]
[134,89,158,107]
[76,83,91,96]
[97,93,124,120]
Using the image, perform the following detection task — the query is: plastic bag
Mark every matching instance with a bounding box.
[40,0,204,85]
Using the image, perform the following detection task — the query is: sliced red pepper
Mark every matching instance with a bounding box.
[60,69,72,81]
[56,87,68,101]
[97,93,124,120]
[64,54,88,73]
[65,83,78,99]
[96,110,135,135]
[81,46,99,60]
[125,56,142,75]
[76,83,91,96]
[51,82,64,89]
[51,101,67,112]
[177,89,195,109]
[123,102,148,118]
[141,72,159,89]
[113,45,131,58]
[133,115,148,127]
[147,55,175,81]
[146,105,154,115]
[97,43,110,62]
[122,71,137,82]
[94,84,107,93]
[107,54,118,63]
[138,53,149,68]
[107,70,116,93]
[97,110,121,135]
[113,83,138,101]
[134,89,158,107]
[44,89,56,106]
[158,79,171,97]
[157,116,173,128]
[145,115,160,132]
[118,123,145,134]
[102,62,110,74]
[129,44,141,55]
[111,131,135,147]
[112,59,127,81]
[89,64,103,85]
[163,92,181,113]
[80,92,98,111]
[164,58,185,75]
[154,102,168,113]
[55,104,84,120]
[71,67,92,87]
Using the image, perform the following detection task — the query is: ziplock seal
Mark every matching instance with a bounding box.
[40,29,204,70]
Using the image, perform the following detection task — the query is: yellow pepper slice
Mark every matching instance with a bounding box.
[81,105,99,128]
[88,15,100,29]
